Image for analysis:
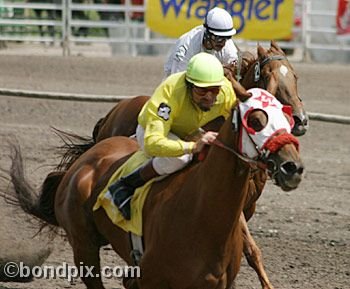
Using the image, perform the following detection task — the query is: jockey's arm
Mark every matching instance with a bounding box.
[167,49,193,77]
[143,118,195,157]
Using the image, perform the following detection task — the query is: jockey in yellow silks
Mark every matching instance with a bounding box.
[107,52,237,220]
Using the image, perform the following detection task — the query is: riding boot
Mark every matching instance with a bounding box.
[109,161,159,220]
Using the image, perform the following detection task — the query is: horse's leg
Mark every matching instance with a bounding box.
[93,208,141,289]
[123,278,140,289]
[67,226,105,289]
[240,214,275,289]
[60,199,106,288]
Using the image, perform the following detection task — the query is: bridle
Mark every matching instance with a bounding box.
[235,54,288,88]
[203,107,299,175]
[260,55,287,68]
[253,55,288,87]
[199,108,268,171]
[210,138,267,171]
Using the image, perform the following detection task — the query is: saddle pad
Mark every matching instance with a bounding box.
[93,150,155,236]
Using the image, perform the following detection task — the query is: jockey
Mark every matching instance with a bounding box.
[164,7,238,77]
[108,53,237,220]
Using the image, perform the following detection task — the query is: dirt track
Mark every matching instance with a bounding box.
[0,54,349,289]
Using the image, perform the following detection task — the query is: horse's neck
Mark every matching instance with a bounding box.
[191,118,250,238]
[240,59,260,89]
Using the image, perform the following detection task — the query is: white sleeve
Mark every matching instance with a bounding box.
[168,43,193,76]
[164,28,202,77]
[221,40,239,65]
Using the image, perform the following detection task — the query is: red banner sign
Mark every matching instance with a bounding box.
[337,0,350,35]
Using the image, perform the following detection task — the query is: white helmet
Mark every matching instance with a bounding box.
[204,7,236,37]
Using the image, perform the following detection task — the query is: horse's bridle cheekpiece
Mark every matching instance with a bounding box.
[255,55,287,83]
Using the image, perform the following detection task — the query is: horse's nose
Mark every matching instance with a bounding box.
[278,160,304,191]
[292,113,309,136]
[280,161,304,176]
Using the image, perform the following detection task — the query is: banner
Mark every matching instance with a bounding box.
[146,0,294,40]
[337,0,350,36]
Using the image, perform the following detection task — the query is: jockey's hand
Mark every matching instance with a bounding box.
[183,128,205,142]
[192,131,218,154]
[230,78,252,102]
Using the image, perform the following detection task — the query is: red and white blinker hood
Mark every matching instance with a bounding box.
[238,88,294,158]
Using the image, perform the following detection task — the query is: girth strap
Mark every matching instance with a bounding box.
[129,232,144,266]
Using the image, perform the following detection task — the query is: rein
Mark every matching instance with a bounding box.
[208,131,299,172]
[235,51,243,82]
[210,139,267,170]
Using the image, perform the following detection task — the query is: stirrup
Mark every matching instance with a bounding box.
[117,196,132,220]
[110,183,134,220]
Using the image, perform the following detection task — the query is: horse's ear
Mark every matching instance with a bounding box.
[257,44,267,58]
[270,40,285,55]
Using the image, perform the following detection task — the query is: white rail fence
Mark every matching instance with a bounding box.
[1,87,349,124]
[1,0,350,61]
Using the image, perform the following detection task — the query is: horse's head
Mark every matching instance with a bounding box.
[240,41,309,136]
[231,88,304,191]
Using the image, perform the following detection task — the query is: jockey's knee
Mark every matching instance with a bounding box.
[152,154,193,175]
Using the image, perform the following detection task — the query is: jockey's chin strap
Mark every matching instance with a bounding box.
[235,51,243,82]
[210,139,267,171]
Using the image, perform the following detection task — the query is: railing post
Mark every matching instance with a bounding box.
[302,0,311,62]
[62,0,71,56]
[125,0,137,56]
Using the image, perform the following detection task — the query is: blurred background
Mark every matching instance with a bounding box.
[0,0,349,62]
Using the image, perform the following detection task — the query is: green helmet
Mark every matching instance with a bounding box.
[186,53,225,87]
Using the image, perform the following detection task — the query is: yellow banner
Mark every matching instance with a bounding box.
[146,0,294,40]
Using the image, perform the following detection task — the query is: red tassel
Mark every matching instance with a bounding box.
[264,133,299,153]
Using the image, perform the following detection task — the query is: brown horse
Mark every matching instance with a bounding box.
[55,41,305,289]
[6,106,303,289]
[85,41,307,289]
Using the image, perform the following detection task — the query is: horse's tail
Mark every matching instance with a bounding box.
[53,128,95,171]
[4,141,61,228]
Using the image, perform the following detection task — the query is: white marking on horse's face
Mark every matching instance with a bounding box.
[280,65,288,77]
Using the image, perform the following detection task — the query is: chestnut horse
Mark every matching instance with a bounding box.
[82,41,307,289]
[6,105,303,289]
[46,41,305,289]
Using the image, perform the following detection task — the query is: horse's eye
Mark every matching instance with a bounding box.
[247,109,268,132]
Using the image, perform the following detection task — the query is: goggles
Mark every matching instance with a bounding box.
[192,85,221,97]
[208,33,232,44]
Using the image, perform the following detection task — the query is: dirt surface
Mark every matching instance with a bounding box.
[0,54,349,289]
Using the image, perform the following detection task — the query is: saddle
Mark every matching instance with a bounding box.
[93,150,155,236]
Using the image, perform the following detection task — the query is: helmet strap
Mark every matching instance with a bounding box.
[203,29,214,50]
